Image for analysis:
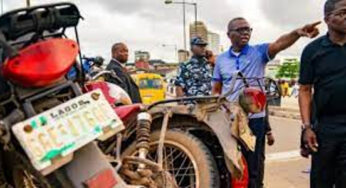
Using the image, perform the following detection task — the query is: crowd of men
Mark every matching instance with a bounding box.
[106,0,346,187]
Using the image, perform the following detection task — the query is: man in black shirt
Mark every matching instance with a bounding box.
[299,0,346,187]
[106,43,142,103]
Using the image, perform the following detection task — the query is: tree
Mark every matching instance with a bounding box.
[275,58,299,79]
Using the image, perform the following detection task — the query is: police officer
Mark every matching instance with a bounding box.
[175,37,212,97]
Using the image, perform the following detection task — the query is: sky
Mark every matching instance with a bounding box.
[3,0,327,62]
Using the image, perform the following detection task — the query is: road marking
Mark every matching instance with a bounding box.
[266,150,301,162]
[269,116,301,122]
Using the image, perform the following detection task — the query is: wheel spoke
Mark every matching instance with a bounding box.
[171,149,185,162]
[178,162,194,185]
[164,146,177,163]
[174,155,188,180]
[134,143,198,188]
[171,166,195,172]
[167,147,176,176]
[164,147,169,171]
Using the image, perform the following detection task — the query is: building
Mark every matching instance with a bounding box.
[265,59,281,78]
[190,21,221,55]
[134,51,150,69]
[207,31,220,55]
[178,49,189,63]
[135,51,150,62]
[190,21,208,42]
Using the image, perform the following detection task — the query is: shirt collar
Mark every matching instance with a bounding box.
[112,58,126,68]
[320,33,346,47]
[321,33,334,47]
[192,55,201,59]
[229,44,250,57]
[191,55,208,63]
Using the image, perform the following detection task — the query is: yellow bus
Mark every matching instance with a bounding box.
[132,73,166,104]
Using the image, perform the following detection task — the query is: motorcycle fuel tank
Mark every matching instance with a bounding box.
[2,38,79,87]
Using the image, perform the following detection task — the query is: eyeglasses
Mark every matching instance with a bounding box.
[230,27,253,34]
[331,10,346,18]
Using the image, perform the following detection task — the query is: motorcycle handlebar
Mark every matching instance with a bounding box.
[147,75,278,109]
[221,71,249,99]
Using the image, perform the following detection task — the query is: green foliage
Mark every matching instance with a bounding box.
[275,58,299,79]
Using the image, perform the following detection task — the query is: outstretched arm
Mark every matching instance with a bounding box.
[268,21,321,59]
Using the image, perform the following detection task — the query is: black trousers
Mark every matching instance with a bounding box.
[310,121,346,188]
[258,139,266,188]
[243,118,266,188]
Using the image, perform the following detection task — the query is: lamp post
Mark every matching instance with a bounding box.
[162,44,178,62]
[26,0,31,7]
[164,0,198,51]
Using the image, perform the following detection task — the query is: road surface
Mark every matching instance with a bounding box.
[264,116,310,188]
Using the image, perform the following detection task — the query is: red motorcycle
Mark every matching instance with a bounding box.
[0,3,162,188]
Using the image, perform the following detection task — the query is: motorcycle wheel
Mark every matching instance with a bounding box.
[122,130,220,188]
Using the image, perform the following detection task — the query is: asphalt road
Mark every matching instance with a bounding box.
[264,116,310,188]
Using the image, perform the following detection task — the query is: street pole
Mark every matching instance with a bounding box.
[194,3,197,35]
[182,0,186,51]
[174,45,178,61]
[26,0,31,7]
[165,0,198,51]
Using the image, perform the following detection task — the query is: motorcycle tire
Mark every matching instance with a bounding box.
[122,129,220,188]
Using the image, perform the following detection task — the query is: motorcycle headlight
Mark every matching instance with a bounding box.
[239,87,266,114]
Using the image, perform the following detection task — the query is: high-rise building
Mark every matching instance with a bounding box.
[190,21,208,42]
[207,31,220,55]
[190,21,220,55]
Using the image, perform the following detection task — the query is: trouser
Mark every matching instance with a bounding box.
[258,140,266,188]
[242,118,266,188]
[310,121,346,188]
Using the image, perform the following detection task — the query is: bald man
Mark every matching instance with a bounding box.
[106,43,142,103]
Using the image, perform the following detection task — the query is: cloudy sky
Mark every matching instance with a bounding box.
[3,0,327,62]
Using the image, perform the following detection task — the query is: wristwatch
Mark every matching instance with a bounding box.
[301,123,312,130]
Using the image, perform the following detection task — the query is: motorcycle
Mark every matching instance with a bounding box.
[0,3,145,187]
[84,59,280,188]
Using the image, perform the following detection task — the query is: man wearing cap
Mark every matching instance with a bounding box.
[212,17,320,188]
[175,36,212,97]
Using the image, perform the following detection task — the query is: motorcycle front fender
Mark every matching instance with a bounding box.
[201,110,243,175]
